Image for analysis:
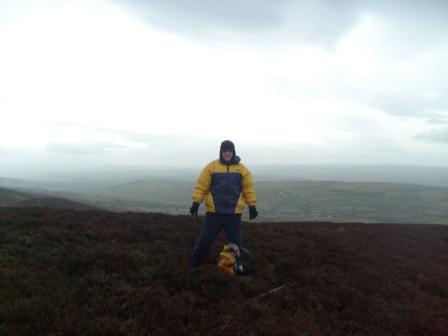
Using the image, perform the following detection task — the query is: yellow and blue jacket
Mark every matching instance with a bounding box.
[192,157,256,215]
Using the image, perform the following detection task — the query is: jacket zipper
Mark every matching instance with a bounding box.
[226,165,230,208]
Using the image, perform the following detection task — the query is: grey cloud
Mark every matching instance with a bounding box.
[371,95,448,116]
[416,127,448,143]
[45,141,130,155]
[369,93,448,123]
[115,131,196,147]
[43,122,224,156]
[113,0,288,32]
[364,50,448,121]
[111,0,363,47]
[112,0,448,48]
[426,115,448,125]
[366,1,448,49]
[45,122,196,147]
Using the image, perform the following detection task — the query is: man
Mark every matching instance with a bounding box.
[189,140,257,268]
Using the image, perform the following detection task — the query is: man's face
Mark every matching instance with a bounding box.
[222,150,233,162]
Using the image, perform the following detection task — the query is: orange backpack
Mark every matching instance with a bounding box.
[217,243,242,276]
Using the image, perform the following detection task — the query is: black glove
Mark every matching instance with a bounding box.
[249,205,258,220]
[190,202,200,217]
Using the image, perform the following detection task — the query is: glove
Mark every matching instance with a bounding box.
[249,205,258,220]
[190,202,200,217]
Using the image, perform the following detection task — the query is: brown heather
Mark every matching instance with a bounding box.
[0,207,447,335]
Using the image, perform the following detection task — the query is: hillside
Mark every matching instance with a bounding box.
[251,164,448,187]
[0,187,98,211]
[2,176,448,223]
[56,179,448,224]
[0,187,37,205]
[255,180,448,223]
[0,207,447,335]
[10,196,98,210]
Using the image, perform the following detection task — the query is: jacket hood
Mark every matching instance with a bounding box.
[219,140,240,165]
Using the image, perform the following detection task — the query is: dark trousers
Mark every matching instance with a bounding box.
[189,213,242,268]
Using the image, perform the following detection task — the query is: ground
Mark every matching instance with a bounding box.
[0,207,447,335]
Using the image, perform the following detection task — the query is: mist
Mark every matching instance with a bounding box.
[1,0,448,180]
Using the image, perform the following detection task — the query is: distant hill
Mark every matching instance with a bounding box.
[0,187,39,206]
[0,176,35,187]
[2,177,448,224]
[0,187,98,211]
[71,179,448,224]
[13,164,447,187]
[10,196,98,211]
[250,164,448,187]
[255,180,448,224]
[0,207,447,335]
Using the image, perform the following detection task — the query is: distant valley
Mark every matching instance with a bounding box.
[1,165,447,224]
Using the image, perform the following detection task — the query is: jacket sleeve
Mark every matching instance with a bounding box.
[192,163,212,203]
[241,165,256,206]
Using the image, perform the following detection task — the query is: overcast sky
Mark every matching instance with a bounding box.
[1,0,448,177]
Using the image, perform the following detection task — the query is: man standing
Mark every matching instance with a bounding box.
[189,140,258,268]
